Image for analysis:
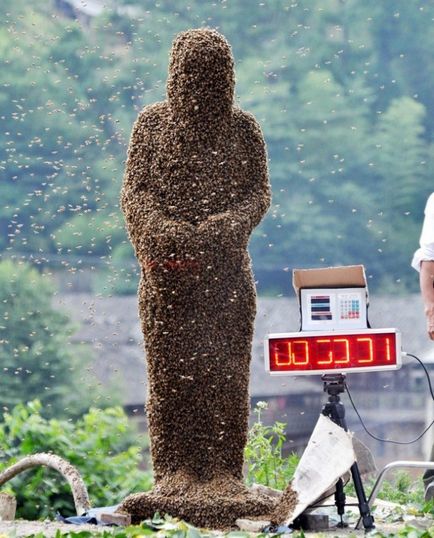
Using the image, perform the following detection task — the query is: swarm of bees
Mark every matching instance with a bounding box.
[117,27,296,528]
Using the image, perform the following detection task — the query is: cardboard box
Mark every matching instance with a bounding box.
[293,266,369,331]
[293,265,368,295]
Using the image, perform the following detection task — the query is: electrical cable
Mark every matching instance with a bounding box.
[405,352,434,401]
[344,376,434,445]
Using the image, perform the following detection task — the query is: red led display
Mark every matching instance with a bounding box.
[266,330,400,375]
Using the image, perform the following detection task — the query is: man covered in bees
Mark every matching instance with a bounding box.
[118,28,274,528]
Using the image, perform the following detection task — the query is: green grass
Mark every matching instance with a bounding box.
[344,470,433,517]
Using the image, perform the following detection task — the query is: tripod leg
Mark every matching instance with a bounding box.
[350,462,375,530]
[334,478,348,528]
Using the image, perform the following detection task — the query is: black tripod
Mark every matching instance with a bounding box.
[321,373,375,531]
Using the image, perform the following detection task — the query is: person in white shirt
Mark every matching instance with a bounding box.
[412,193,434,339]
[412,192,434,499]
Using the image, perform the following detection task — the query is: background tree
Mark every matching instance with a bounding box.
[0,259,95,416]
[1,0,434,294]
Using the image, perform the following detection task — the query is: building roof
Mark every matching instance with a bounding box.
[54,292,433,406]
[56,0,144,19]
[59,0,105,17]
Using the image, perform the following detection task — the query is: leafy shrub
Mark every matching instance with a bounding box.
[375,471,433,515]
[0,401,152,520]
[244,401,299,490]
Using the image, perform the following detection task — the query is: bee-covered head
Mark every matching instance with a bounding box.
[167,28,235,119]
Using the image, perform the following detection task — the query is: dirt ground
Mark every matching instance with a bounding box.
[0,511,432,537]
[0,520,430,537]
[0,498,431,537]
[0,520,104,536]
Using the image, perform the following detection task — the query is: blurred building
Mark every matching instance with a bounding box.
[54,0,142,24]
[55,292,434,466]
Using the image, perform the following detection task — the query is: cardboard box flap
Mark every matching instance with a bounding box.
[293,265,367,296]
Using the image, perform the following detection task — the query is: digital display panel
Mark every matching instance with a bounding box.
[300,288,367,331]
[265,329,401,376]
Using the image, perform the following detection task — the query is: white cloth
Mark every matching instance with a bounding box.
[412,192,434,272]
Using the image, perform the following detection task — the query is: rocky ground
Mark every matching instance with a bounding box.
[0,498,432,537]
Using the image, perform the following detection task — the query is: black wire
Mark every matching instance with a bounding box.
[344,381,434,445]
[406,352,434,401]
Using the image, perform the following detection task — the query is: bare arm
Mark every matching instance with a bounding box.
[420,260,434,340]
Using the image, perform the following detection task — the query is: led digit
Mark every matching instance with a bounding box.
[287,343,292,365]
[385,337,391,361]
[275,343,290,366]
[292,340,309,365]
[357,337,373,363]
[334,338,350,364]
[317,339,332,364]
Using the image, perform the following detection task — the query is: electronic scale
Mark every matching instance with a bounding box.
[262,265,403,531]
[264,265,401,376]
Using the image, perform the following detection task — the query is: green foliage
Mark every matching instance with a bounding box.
[0,400,152,520]
[346,470,433,518]
[244,402,299,490]
[376,471,433,516]
[377,471,421,505]
[2,0,434,292]
[0,260,94,416]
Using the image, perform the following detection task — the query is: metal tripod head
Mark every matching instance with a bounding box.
[322,373,346,398]
[321,373,347,430]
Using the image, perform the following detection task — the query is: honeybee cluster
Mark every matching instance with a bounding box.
[270,484,299,526]
[117,28,291,528]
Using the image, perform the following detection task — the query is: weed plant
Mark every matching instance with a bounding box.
[244,401,299,490]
